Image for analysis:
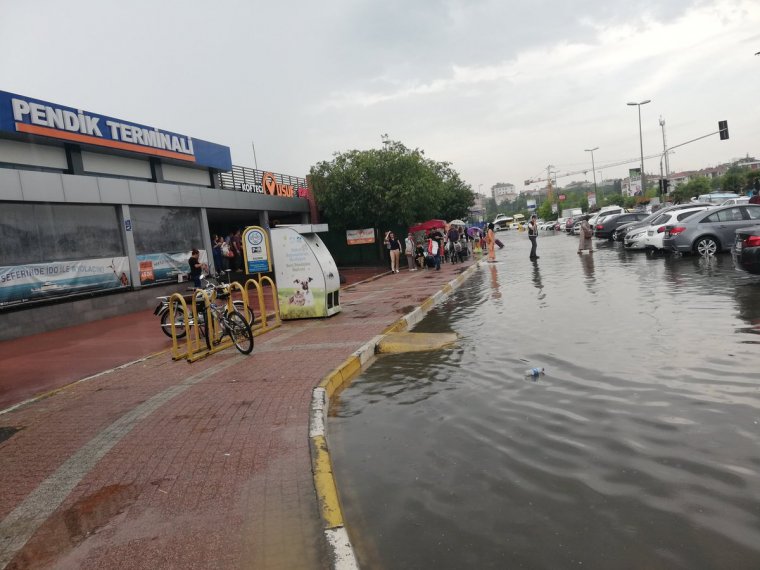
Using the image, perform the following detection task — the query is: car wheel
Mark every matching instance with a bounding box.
[695,236,719,256]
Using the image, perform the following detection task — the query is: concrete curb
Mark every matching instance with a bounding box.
[309,260,482,569]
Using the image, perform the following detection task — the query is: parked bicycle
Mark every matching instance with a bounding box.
[155,273,253,338]
[197,283,254,355]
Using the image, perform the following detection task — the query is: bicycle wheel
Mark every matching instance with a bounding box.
[160,306,187,338]
[226,311,253,354]
[233,300,254,324]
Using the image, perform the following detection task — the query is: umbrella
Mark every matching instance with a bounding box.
[449,219,466,226]
[467,226,482,237]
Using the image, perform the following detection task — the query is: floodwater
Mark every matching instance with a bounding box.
[329,229,760,570]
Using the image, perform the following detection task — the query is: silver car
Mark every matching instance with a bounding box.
[662,204,760,255]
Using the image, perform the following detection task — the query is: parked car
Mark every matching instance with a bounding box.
[613,203,713,242]
[595,212,650,240]
[572,220,582,235]
[565,217,575,233]
[626,206,710,251]
[663,204,760,255]
[693,192,740,205]
[733,226,760,275]
[720,196,750,206]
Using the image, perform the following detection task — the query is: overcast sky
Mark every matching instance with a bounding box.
[2,0,758,194]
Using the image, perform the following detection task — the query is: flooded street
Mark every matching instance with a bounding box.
[329,230,760,569]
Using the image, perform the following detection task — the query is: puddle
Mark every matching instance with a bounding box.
[0,426,22,444]
[7,484,139,569]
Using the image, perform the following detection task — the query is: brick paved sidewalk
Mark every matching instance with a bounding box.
[0,259,477,569]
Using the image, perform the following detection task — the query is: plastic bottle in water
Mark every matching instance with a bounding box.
[524,367,544,378]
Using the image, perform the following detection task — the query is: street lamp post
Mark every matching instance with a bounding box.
[584,147,599,207]
[627,99,651,196]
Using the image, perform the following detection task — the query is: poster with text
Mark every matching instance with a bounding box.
[0,257,131,307]
[243,226,271,273]
[629,168,642,196]
[136,250,207,285]
[346,228,375,245]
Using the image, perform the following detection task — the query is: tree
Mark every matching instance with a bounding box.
[672,176,710,203]
[309,137,473,230]
[721,166,746,194]
[537,200,554,220]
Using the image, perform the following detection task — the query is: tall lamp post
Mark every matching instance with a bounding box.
[584,147,599,207]
[627,99,651,196]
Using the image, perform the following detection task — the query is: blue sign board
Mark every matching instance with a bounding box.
[0,90,232,171]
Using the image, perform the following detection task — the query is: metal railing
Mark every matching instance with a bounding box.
[217,165,307,193]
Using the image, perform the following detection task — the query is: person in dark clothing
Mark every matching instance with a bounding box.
[188,249,205,288]
[430,230,444,270]
[528,214,539,260]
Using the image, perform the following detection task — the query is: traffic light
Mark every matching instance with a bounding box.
[662,179,670,194]
[719,120,729,140]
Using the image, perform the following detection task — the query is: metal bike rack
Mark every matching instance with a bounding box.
[243,277,281,335]
[169,288,236,362]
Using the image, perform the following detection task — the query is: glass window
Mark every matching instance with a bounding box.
[742,206,760,220]
[703,207,743,223]
[130,206,202,254]
[651,213,669,225]
[0,202,123,265]
[677,210,700,221]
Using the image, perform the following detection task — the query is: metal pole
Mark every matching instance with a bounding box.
[659,116,669,177]
[637,105,645,194]
[251,141,259,170]
[585,147,599,207]
[628,100,651,196]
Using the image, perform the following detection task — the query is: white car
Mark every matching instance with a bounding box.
[719,196,750,206]
[624,227,649,250]
[637,206,712,250]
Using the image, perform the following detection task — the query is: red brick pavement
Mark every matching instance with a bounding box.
[0,259,476,569]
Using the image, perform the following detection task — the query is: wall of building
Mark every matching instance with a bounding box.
[81,150,152,179]
[0,139,67,169]
[0,280,189,341]
[162,163,211,186]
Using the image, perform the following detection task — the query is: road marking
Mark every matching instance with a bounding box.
[0,355,241,569]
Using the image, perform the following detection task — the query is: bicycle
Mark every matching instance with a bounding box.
[197,283,254,355]
[156,273,253,338]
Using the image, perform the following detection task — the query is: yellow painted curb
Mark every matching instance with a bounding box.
[377,332,458,353]
[320,355,361,398]
[312,434,344,529]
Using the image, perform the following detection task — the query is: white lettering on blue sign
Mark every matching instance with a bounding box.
[12,97,194,157]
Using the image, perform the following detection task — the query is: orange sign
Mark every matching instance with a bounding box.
[262,171,294,198]
[139,260,155,282]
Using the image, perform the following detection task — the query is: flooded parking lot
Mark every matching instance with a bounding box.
[329,230,760,569]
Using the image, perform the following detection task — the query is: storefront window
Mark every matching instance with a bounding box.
[0,202,123,265]
[130,206,202,254]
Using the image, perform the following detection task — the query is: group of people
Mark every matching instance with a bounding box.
[384,226,472,273]
[211,231,244,274]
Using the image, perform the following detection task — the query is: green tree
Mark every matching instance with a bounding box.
[537,200,554,220]
[672,176,710,203]
[722,166,746,194]
[309,137,473,230]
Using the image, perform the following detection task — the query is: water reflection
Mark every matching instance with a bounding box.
[331,232,760,569]
[488,263,501,300]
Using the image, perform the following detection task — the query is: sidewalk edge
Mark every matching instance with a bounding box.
[309,261,482,569]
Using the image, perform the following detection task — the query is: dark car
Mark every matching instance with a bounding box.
[595,212,650,240]
[663,204,760,255]
[733,226,760,275]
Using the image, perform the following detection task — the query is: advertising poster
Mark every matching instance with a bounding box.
[0,257,131,307]
[270,229,338,319]
[629,168,642,196]
[242,226,271,273]
[136,250,206,285]
[588,192,597,208]
[527,199,537,211]
[551,203,558,214]
[346,228,375,245]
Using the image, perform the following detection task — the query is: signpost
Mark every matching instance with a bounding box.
[242,226,271,275]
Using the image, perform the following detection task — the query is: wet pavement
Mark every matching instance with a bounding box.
[330,230,760,569]
[0,261,471,569]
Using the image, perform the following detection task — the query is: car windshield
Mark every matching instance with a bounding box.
[677,210,701,221]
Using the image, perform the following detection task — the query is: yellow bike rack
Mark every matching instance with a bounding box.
[243,277,281,336]
[169,288,236,362]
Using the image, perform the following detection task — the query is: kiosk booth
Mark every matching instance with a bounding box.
[269,224,341,319]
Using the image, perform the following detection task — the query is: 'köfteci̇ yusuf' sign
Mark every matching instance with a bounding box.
[242,226,271,273]
[0,90,232,171]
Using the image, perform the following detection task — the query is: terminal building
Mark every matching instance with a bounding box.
[0,89,314,339]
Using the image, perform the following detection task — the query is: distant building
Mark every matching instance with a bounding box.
[491,182,517,204]
[469,192,487,222]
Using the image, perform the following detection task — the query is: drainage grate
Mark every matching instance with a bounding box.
[0,426,22,444]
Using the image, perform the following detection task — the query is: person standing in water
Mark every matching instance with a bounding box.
[528,214,539,260]
[486,223,496,262]
[578,216,593,254]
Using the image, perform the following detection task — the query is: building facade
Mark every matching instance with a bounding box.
[0,89,312,339]
[491,182,517,204]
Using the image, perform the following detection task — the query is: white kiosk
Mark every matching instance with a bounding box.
[270,224,341,319]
